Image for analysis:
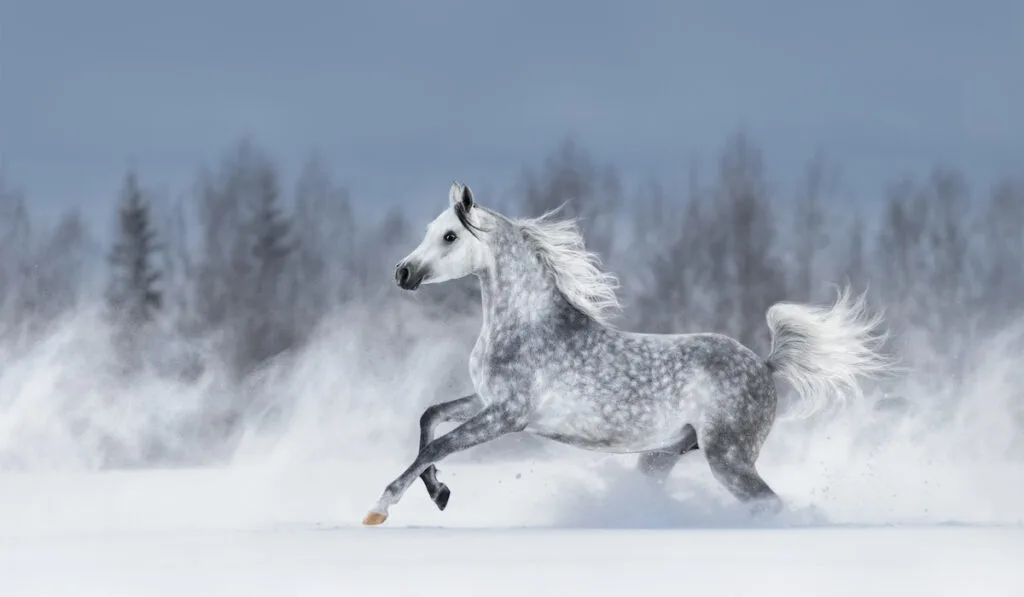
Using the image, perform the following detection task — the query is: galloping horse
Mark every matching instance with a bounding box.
[363,181,891,525]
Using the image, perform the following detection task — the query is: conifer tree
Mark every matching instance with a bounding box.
[107,169,162,328]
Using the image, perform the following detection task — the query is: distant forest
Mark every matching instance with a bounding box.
[2,132,1022,466]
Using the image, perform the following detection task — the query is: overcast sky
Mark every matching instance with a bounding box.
[3,0,1022,231]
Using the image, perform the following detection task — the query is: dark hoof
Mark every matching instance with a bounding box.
[431,484,451,511]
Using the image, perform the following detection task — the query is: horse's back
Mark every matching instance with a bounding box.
[641,330,777,406]
[613,330,767,388]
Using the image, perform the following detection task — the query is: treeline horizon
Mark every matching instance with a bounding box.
[1,131,1022,467]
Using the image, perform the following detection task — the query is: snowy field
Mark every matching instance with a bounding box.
[2,309,1024,596]
[1,455,1022,596]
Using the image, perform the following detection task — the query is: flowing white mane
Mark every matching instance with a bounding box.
[512,208,622,326]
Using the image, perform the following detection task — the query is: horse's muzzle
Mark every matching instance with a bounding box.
[395,261,427,290]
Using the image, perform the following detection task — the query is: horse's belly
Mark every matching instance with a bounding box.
[524,394,688,453]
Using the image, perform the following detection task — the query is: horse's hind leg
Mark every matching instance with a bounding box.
[417,394,483,510]
[700,417,783,516]
[637,424,699,482]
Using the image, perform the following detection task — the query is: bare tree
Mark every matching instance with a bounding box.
[917,167,979,390]
[977,177,1024,326]
[709,132,787,352]
[0,180,32,332]
[923,167,974,307]
[290,155,358,329]
[0,178,91,337]
[619,178,673,327]
[874,176,930,326]
[792,152,836,302]
[347,205,410,301]
[632,164,717,334]
[839,213,868,293]
[517,137,623,262]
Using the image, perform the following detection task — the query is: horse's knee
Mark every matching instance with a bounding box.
[419,404,442,431]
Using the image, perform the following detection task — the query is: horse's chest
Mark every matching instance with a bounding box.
[468,340,488,391]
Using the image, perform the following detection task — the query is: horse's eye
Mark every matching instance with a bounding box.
[443,231,457,243]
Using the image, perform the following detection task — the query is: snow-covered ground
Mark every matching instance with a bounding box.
[1,455,1022,596]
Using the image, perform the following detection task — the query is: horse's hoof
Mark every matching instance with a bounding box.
[432,484,451,511]
[362,511,388,526]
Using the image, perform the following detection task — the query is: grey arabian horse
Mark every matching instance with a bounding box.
[363,181,891,525]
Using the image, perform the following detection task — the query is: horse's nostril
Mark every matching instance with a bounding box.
[396,266,411,285]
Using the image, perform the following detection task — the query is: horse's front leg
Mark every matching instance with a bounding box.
[363,400,526,525]
[417,394,484,510]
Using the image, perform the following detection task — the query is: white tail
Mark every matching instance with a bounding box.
[765,285,894,419]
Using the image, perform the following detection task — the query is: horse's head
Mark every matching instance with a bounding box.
[395,181,491,290]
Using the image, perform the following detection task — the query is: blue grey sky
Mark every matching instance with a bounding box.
[3,0,1023,231]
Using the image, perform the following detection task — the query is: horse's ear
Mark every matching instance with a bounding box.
[461,184,475,211]
[448,181,461,207]
[449,181,475,211]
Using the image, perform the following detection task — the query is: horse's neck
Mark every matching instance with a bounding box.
[475,238,586,339]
